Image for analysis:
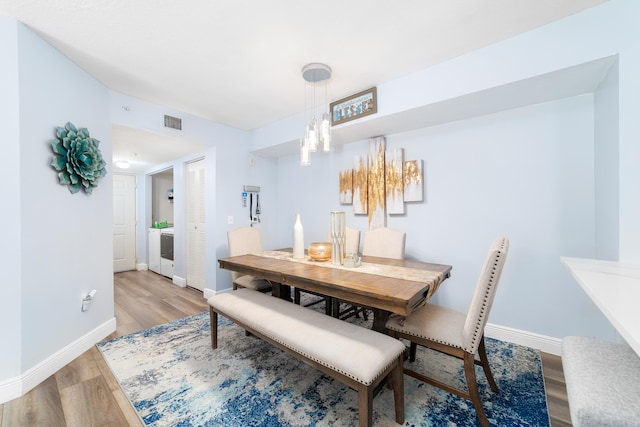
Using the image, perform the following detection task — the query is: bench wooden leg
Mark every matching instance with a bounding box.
[209,307,218,349]
[357,384,373,427]
[389,355,405,424]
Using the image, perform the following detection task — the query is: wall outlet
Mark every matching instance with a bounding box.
[227,216,234,224]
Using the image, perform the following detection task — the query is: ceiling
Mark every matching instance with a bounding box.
[1,0,608,172]
[112,124,207,172]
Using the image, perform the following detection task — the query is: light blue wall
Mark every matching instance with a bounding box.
[0,17,22,383]
[594,59,619,260]
[276,95,615,340]
[8,20,113,374]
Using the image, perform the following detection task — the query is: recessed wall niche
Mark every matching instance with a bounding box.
[152,169,174,226]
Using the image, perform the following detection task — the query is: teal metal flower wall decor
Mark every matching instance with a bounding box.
[50,122,107,194]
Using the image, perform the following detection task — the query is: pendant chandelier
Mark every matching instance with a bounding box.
[300,63,332,166]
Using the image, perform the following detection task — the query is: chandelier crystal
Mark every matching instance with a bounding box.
[301,63,332,166]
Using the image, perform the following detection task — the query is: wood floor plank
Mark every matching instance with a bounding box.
[166,294,209,314]
[92,349,122,394]
[55,350,101,391]
[1,376,66,427]
[111,388,145,427]
[58,376,128,426]
[541,352,566,382]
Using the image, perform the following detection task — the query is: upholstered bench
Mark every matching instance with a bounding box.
[208,288,405,427]
[562,336,640,426]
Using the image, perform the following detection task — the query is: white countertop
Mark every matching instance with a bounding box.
[562,257,640,356]
[149,226,174,234]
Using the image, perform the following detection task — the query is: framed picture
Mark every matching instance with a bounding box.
[330,87,377,126]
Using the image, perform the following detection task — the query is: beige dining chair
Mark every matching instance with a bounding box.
[334,227,406,320]
[294,227,361,316]
[227,226,272,292]
[362,226,406,259]
[385,237,509,427]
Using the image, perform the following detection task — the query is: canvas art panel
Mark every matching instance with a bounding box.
[353,155,368,214]
[386,148,404,214]
[339,169,353,204]
[404,159,424,202]
[368,136,386,229]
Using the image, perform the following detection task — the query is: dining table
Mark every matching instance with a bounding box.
[218,249,452,332]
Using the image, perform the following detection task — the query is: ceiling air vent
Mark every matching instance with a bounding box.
[164,114,182,130]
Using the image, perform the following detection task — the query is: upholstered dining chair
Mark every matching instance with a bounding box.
[362,226,406,260]
[227,226,272,292]
[334,227,406,320]
[294,227,361,315]
[385,237,509,427]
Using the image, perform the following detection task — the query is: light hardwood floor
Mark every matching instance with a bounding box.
[1,270,572,426]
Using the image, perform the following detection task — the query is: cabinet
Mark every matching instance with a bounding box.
[148,228,161,274]
[161,257,174,278]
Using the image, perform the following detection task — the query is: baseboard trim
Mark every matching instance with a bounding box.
[172,275,186,287]
[486,323,562,355]
[136,263,148,271]
[0,317,116,404]
[203,287,232,300]
[0,374,21,405]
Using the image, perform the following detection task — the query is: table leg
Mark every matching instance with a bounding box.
[371,308,390,333]
[272,282,292,302]
[325,296,333,316]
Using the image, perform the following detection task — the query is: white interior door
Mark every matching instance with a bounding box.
[113,174,136,272]
[186,159,206,291]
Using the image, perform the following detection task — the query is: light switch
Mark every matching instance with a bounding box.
[227,216,234,224]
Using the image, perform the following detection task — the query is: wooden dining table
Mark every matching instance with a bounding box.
[218,249,452,332]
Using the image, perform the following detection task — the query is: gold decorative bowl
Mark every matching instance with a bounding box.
[308,242,332,261]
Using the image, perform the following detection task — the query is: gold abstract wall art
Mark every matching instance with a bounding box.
[368,136,386,229]
[353,154,368,214]
[339,169,353,204]
[386,148,404,214]
[403,159,424,202]
[338,136,424,226]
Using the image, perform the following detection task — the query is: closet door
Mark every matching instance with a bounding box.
[186,158,206,291]
[113,174,136,272]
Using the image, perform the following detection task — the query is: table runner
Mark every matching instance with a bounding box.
[256,250,443,299]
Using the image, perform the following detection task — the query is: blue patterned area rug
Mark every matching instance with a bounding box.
[97,310,550,426]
